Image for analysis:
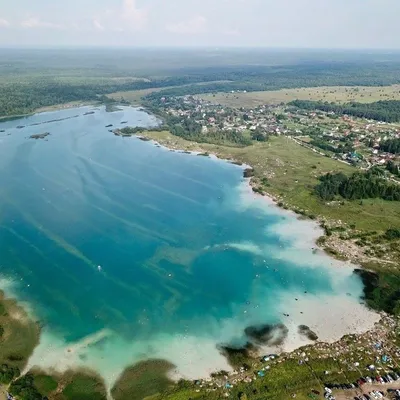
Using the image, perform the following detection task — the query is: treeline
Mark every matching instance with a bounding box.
[315,169,400,201]
[143,62,400,101]
[355,269,400,316]
[380,138,400,154]
[289,99,400,122]
[3,61,400,117]
[0,77,200,117]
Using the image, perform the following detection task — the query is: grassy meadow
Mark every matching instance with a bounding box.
[0,291,40,370]
[198,85,400,108]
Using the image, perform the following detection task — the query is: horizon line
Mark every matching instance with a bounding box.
[1,46,400,52]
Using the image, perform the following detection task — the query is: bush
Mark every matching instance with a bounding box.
[0,364,20,385]
[9,374,43,400]
[384,228,400,240]
[354,269,400,316]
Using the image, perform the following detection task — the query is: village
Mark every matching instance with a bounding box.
[156,94,400,177]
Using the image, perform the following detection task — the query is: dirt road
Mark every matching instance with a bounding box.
[0,386,7,400]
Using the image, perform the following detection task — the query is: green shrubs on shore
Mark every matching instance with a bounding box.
[315,169,400,202]
[384,228,400,240]
[9,374,43,400]
[0,364,20,385]
[354,269,400,316]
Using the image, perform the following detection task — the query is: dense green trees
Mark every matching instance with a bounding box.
[0,364,20,384]
[384,228,400,240]
[289,99,400,122]
[250,129,268,142]
[355,269,400,316]
[2,60,400,118]
[315,172,348,200]
[386,160,400,176]
[315,169,400,201]
[9,374,44,400]
[380,138,400,154]
[145,62,400,101]
[0,79,178,117]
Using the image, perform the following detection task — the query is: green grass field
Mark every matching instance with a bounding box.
[111,360,175,400]
[61,373,107,400]
[0,291,40,370]
[33,374,58,396]
[199,85,400,108]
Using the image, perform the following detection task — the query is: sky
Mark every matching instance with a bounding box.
[0,0,399,48]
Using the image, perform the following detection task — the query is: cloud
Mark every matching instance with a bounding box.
[166,15,207,34]
[92,18,105,31]
[91,0,148,33]
[122,0,148,30]
[21,17,63,29]
[0,18,10,28]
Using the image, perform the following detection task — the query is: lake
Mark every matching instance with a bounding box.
[0,105,378,386]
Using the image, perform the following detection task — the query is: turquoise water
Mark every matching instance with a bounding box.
[0,106,371,383]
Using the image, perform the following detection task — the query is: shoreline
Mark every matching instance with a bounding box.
[0,101,99,122]
[109,131,384,341]
[128,132,350,258]
[0,115,396,399]
[128,130,395,271]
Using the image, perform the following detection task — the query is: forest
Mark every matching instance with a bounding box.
[289,99,400,122]
[0,77,196,117]
[2,57,400,117]
[380,138,400,154]
[315,169,400,201]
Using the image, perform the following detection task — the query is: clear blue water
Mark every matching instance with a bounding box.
[0,106,369,383]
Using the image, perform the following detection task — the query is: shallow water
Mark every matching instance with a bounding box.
[0,106,377,386]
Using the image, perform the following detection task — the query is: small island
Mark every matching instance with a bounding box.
[29,132,50,140]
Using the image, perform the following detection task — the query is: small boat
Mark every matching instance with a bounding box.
[121,121,128,124]
[84,111,95,115]
[105,124,113,128]
[16,125,25,129]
